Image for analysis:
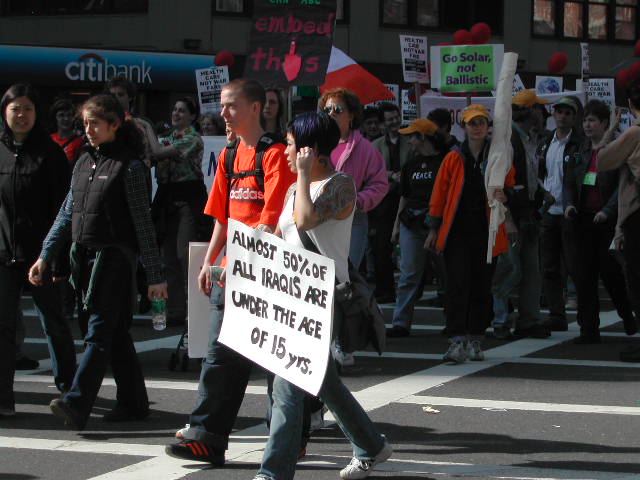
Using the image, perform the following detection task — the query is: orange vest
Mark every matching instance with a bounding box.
[428,148,515,257]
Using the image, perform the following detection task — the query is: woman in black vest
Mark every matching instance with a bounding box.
[0,83,76,417]
[29,94,167,430]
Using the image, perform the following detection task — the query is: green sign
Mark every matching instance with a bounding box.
[439,45,495,93]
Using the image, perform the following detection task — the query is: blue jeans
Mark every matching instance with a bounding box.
[64,247,148,422]
[392,223,428,330]
[0,262,76,410]
[349,211,368,270]
[183,282,254,449]
[258,305,385,480]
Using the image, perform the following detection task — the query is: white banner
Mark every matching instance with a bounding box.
[401,89,417,124]
[585,78,616,109]
[187,242,210,358]
[219,219,335,396]
[535,75,563,95]
[400,35,429,84]
[195,66,229,114]
[420,90,587,142]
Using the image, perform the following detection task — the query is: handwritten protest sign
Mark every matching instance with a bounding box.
[219,219,335,395]
[195,66,229,114]
[244,0,337,86]
[585,78,615,109]
[430,44,504,93]
[400,35,428,84]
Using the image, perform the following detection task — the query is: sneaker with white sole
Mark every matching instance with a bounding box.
[175,423,190,439]
[332,344,355,367]
[466,340,484,361]
[310,406,327,431]
[339,441,393,479]
[443,339,467,363]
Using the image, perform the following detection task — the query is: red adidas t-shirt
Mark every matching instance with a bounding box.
[204,140,295,228]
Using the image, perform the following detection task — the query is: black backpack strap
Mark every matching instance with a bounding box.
[60,134,80,150]
[224,138,239,219]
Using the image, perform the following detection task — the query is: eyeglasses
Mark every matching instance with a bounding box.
[323,105,345,115]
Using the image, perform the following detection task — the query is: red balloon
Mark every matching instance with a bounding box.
[471,22,492,44]
[634,40,640,57]
[548,52,568,74]
[215,50,235,67]
[453,29,474,46]
[632,61,640,79]
[618,68,634,89]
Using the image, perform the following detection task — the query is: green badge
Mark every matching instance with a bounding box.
[583,172,597,186]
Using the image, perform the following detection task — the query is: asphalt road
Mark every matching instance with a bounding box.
[2,291,640,480]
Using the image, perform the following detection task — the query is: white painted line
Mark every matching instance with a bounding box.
[23,337,84,346]
[510,357,640,369]
[396,395,640,415]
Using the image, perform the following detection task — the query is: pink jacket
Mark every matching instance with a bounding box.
[331,129,388,212]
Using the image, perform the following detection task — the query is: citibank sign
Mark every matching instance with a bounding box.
[64,53,152,84]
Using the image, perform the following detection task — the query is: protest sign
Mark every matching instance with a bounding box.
[195,66,229,114]
[187,242,210,358]
[367,84,399,108]
[581,43,590,81]
[244,0,337,86]
[401,89,417,124]
[420,90,586,142]
[219,219,335,395]
[430,44,504,93]
[535,75,563,94]
[399,35,429,84]
[585,78,615,109]
[619,107,635,133]
[492,73,525,97]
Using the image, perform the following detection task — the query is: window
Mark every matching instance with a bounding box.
[532,0,638,41]
[213,0,349,23]
[1,0,147,15]
[379,0,503,34]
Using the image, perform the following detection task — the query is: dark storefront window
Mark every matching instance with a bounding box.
[213,0,349,23]
[380,0,503,34]
[532,0,638,41]
[1,0,148,15]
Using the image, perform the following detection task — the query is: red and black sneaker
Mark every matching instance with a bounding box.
[165,440,224,465]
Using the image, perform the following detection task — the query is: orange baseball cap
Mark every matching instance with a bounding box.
[398,118,439,135]
[461,104,490,123]
[512,89,549,107]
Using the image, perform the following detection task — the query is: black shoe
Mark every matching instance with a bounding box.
[49,398,85,430]
[15,356,39,370]
[490,326,513,340]
[620,345,640,362]
[513,324,551,339]
[386,325,410,338]
[103,405,150,422]
[573,334,601,344]
[547,320,568,332]
[425,296,445,307]
[165,440,225,465]
[623,316,638,336]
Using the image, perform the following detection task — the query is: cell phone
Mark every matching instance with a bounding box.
[209,266,224,282]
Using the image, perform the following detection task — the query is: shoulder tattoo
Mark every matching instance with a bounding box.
[314,174,356,224]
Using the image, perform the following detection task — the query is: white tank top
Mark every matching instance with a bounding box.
[278,173,355,283]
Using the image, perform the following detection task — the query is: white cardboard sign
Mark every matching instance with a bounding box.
[401,89,417,124]
[535,76,563,95]
[585,78,615,109]
[195,66,229,114]
[219,219,335,396]
[400,35,429,84]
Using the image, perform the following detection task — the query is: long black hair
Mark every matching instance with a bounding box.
[81,94,145,157]
[0,83,49,146]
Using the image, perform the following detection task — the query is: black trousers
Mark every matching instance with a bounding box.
[369,192,399,299]
[574,213,635,335]
[444,230,495,337]
[623,210,640,321]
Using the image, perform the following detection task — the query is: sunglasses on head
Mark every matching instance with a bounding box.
[323,105,345,115]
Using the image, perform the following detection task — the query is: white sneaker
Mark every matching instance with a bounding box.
[443,339,467,363]
[310,406,327,431]
[175,423,190,439]
[339,441,393,479]
[332,344,356,367]
[466,340,484,361]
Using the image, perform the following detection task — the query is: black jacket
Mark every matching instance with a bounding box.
[565,139,619,222]
[0,130,70,266]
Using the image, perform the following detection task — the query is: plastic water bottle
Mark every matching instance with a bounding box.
[151,298,167,331]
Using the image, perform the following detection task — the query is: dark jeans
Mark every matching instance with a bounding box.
[64,247,148,422]
[623,210,640,321]
[574,213,634,335]
[369,193,399,299]
[444,231,495,337]
[0,262,76,410]
[164,201,198,320]
[184,282,254,449]
[540,213,577,324]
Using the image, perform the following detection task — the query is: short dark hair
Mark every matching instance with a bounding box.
[628,78,640,111]
[378,102,400,116]
[49,98,76,129]
[1,83,47,143]
[583,99,610,125]
[223,78,267,109]
[319,87,363,129]
[427,108,452,130]
[105,75,137,104]
[287,111,340,157]
[363,106,383,122]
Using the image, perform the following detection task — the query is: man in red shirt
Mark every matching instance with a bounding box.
[165,78,295,465]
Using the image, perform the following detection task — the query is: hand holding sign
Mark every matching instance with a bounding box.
[283,40,303,81]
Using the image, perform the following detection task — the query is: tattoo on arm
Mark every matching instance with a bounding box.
[284,183,297,207]
[314,174,356,224]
